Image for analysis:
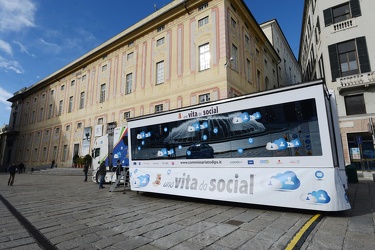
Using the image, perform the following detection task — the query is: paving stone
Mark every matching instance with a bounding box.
[112,235,154,249]
[150,229,198,249]
[143,223,185,240]
[187,233,220,247]
[0,174,374,250]
[237,237,273,250]
[215,229,256,248]
[204,224,237,237]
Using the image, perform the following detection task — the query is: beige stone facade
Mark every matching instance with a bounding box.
[6,0,281,168]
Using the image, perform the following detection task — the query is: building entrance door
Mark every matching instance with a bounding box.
[347,132,375,170]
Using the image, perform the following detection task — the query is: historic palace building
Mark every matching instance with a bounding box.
[4,0,301,169]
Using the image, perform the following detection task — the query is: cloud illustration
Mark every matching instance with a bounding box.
[137,131,151,139]
[249,112,262,120]
[301,190,331,204]
[201,121,209,129]
[187,126,195,132]
[233,112,262,124]
[266,142,279,150]
[267,138,301,151]
[266,138,287,150]
[264,171,301,190]
[157,148,175,157]
[233,116,244,124]
[132,174,150,188]
[261,177,283,189]
[187,122,201,132]
[288,139,302,148]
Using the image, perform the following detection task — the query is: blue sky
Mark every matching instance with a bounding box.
[0,0,304,126]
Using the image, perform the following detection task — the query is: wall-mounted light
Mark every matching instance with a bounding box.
[224,57,233,68]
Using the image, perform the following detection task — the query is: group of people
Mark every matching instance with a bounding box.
[7,162,25,186]
[97,159,125,189]
[7,158,126,189]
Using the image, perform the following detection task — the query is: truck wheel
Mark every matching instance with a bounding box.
[93,172,99,183]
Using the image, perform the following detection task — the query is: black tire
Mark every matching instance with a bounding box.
[93,172,99,183]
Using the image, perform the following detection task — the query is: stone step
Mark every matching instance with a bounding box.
[30,168,93,176]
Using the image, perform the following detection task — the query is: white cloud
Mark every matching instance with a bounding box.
[0,86,12,106]
[0,55,24,74]
[0,86,12,126]
[38,39,62,54]
[13,40,35,57]
[0,39,12,55]
[0,0,36,33]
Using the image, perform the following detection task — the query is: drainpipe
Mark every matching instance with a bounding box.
[184,0,191,15]
[271,22,281,88]
[370,117,375,147]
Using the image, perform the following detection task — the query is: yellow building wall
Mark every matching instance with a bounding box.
[12,0,279,168]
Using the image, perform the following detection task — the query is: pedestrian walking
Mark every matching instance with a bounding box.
[115,160,122,182]
[98,161,106,189]
[83,161,90,182]
[18,162,25,174]
[50,160,55,169]
[7,163,18,186]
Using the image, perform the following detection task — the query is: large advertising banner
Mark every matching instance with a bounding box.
[129,167,350,211]
[82,127,92,156]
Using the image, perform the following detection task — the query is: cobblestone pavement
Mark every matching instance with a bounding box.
[0,169,374,250]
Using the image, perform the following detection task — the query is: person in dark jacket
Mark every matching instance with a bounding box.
[98,161,106,189]
[8,163,18,186]
[83,162,90,182]
[18,162,25,174]
[115,160,122,181]
[51,160,55,169]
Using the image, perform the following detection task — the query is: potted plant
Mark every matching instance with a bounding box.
[72,154,80,168]
[83,154,92,168]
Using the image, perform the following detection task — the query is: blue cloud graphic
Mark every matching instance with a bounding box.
[272,171,301,190]
[201,121,209,129]
[267,138,302,151]
[274,138,288,150]
[188,122,201,132]
[137,131,151,139]
[232,112,262,124]
[133,174,150,188]
[266,142,279,150]
[288,139,302,148]
[250,112,261,120]
[157,148,175,157]
[232,112,249,124]
[307,190,331,204]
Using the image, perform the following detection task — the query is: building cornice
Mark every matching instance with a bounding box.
[8,0,193,101]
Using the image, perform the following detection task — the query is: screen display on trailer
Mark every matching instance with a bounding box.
[130,98,321,161]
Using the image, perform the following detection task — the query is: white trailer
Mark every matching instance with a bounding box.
[127,80,350,211]
[91,126,129,183]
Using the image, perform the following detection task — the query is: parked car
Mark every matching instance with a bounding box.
[186,143,214,159]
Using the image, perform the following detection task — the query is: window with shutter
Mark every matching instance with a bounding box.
[350,0,361,17]
[356,37,370,73]
[328,44,340,81]
[323,8,333,26]
[323,1,361,27]
[328,37,370,82]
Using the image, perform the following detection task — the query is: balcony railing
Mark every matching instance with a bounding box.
[338,71,375,92]
[333,18,356,33]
